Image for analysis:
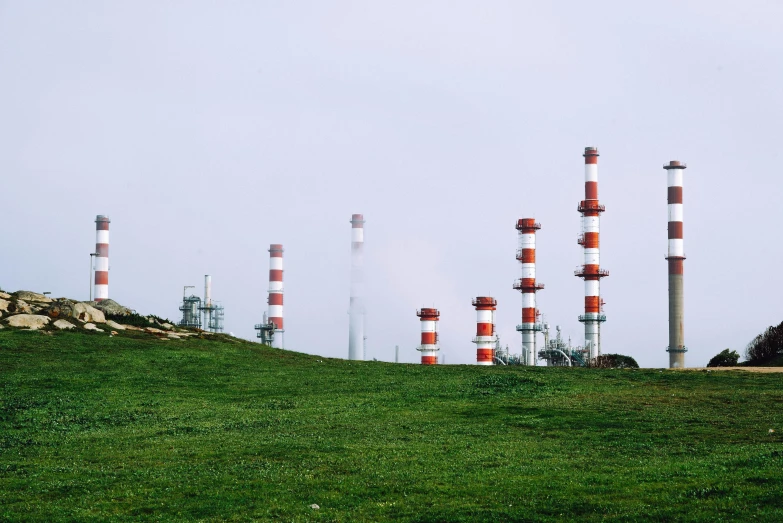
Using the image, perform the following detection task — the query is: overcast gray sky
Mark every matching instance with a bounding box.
[2,1,782,367]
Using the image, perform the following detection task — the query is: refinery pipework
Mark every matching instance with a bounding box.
[576,147,608,361]
[348,214,365,360]
[665,161,687,368]
[473,297,497,365]
[199,275,224,333]
[514,219,544,365]
[416,308,440,364]
[94,215,110,302]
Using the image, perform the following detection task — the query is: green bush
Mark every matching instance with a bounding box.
[592,354,639,369]
[745,321,783,364]
[707,349,740,367]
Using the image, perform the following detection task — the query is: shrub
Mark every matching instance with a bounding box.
[745,321,783,364]
[706,349,739,367]
[592,354,639,369]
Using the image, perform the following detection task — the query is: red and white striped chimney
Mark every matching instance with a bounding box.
[268,244,284,349]
[473,297,497,365]
[514,219,544,365]
[576,147,608,361]
[416,308,440,365]
[94,215,110,302]
[665,161,687,368]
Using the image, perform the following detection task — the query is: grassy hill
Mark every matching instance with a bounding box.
[1,330,782,522]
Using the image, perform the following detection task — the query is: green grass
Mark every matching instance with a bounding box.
[1,330,782,522]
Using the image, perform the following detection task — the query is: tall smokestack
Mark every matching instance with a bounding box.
[268,244,285,349]
[416,308,440,365]
[348,214,365,360]
[94,215,110,302]
[514,219,544,365]
[665,161,687,368]
[473,297,497,365]
[576,147,608,361]
[203,275,212,329]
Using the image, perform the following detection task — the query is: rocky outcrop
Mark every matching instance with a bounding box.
[6,314,51,330]
[0,289,200,341]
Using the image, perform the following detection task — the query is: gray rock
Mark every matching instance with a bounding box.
[106,320,126,330]
[53,319,76,330]
[13,291,53,303]
[91,299,133,316]
[309,504,320,510]
[6,314,50,330]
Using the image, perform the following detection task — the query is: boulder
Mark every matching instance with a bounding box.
[6,314,50,330]
[167,333,181,339]
[73,303,106,323]
[53,319,76,330]
[106,320,126,330]
[91,299,133,316]
[161,323,174,330]
[83,323,101,332]
[13,291,53,303]
[43,299,76,319]
[8,300,33,314]
[144,327,166,335]
[0,291,10,299]
[0,299,9,312]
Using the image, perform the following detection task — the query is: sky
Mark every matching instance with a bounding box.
[1,1,782,368]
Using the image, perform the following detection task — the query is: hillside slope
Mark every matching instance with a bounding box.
[1,330,782,522]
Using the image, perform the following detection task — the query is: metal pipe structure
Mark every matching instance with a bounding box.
[268,244,285,349]
[665,160,687,368]
[575,147,608,361]
[94,215,110,302]
[416,308,440,365]
[473,297,497,365]
[514,219,544,365]
[348,214,365,360]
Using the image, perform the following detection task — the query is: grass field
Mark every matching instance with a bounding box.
[1,329,782,522]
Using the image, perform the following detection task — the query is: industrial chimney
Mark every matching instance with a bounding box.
[416,308,440,365]
[473,297,497,365]
[514,219,544,365]
[94,215,110,302]
[576,147,608,361]
[664,161,687,368]
[348,214,365,360]
[268,244,285,348]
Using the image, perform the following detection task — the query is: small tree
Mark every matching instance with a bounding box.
[592,354,639,369]
[745,321,783,364]
[706,349,739,367]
